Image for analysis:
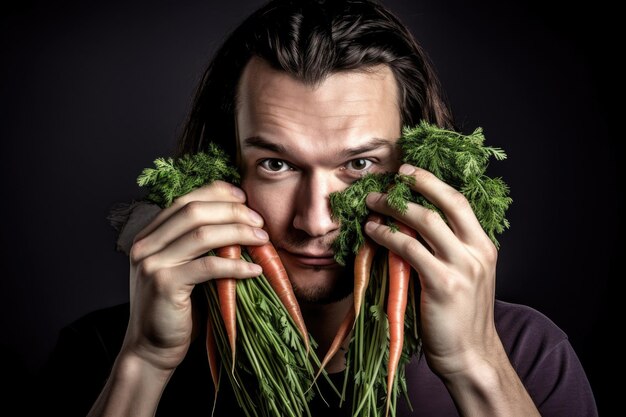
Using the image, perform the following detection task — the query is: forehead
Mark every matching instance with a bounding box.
[237,57,397,104]
[235,58,401,155]
[236,57,399,118]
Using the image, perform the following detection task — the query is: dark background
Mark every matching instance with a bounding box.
[2,0,617,414]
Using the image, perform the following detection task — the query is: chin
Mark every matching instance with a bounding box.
[288,265,354,305]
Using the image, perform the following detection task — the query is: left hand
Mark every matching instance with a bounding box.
[364,163,501,379]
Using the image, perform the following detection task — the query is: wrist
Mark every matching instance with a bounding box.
[114,349,175,384]
[86,352,175,417]
[438,346,539,416]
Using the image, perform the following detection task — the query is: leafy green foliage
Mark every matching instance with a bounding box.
[137,143,240,208]
[331,121,512,416]
[399,121,507,186]
[330,121,512,264]
[399,121,511,246]
[135,145,329,417]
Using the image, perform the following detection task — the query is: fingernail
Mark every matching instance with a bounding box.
[366,192,382,204]
[249,264,263,275]
[231,187,246,200]
[249,210,264,225]
[364,221,380,233]
[399,164,415,175]
[254,228,268,240]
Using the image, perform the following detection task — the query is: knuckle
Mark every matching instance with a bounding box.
[181,201,204,221]
[138,255,159,277]
[192,225,210,242]
[172,192,192,208]
[236,223,252,236]
[483,240,498,264]
[129,240,145,265]
[421,209,442,226]
[449,190,470,209]
[399,235,420,255]
[203,180,232,198]
[200,255,218,273]
[230,202,245,220]
[468,259,485,278]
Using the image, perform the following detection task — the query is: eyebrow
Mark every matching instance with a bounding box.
[242,136,287,154]
[340,137,395,158]
[242,135,395,157]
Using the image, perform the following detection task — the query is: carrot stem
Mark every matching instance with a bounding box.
[246,242,310,353]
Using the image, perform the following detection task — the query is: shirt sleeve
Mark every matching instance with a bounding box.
[494,301,598,417]
[525,338,598,416]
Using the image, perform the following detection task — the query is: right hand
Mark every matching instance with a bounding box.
[123,180,268,371]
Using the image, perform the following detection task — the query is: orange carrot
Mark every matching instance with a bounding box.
[246,242,310,353]
[353,213,384,319]
[205,312,220,394]
[215,245,241,370]
[385,221,417,417]
[314,301,355,380]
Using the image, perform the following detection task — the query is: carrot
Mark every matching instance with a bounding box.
[314,301,355,381]
[215,245,241,371]
[246,242,310,353]
[385,221,417,417]
[205,312,220,393]
[353,213,384,319]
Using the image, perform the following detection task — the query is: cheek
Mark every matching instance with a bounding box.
[242,179,295,235]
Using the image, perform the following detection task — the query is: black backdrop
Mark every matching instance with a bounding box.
[1,0,617,414]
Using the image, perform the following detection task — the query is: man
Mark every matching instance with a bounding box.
[39,1,597,416]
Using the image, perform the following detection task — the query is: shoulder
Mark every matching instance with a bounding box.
[494,299,567,352]
[493,300,598,415]
[493,299,568,376]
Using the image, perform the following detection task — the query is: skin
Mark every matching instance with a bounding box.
[87,57,540,416]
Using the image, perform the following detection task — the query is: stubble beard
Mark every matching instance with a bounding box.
[290,259,355,305]
[278,229,354,304]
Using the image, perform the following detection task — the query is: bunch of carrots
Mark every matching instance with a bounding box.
[136,121,511,417]
[137,146,334,417]
[322,121,512,416]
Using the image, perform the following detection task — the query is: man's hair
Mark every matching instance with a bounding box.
[177,0,454,159]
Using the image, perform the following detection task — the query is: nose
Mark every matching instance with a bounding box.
[292,170,340,237]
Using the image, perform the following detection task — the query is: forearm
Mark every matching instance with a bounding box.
[442,347,540,417]
[87,352,173,417]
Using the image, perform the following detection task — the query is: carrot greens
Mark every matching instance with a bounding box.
[137,145,333,417]
[132,120,511,416]
[329,121,512,416]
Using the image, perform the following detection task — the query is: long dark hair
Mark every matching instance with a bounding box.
[177,0,453,159]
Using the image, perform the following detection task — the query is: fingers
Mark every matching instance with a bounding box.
[364,220,444,286]
[133,201,264,261]
[365,191,463,261]
[129,178,270,274]
[363,163,497,280]
[399,164,492,250]
[153,255,263,287]
[134,180,246,242]
[152,224,268,268]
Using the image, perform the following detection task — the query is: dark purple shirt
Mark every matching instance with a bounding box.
[37,300,597,416]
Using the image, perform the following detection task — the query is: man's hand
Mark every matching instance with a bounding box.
[364,164,539,416]
[125,180,268,371]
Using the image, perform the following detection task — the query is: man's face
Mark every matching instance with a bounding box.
[237,57,401,305]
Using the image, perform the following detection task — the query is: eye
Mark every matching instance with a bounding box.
[345,158,373,172]
[259,158,291,172]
